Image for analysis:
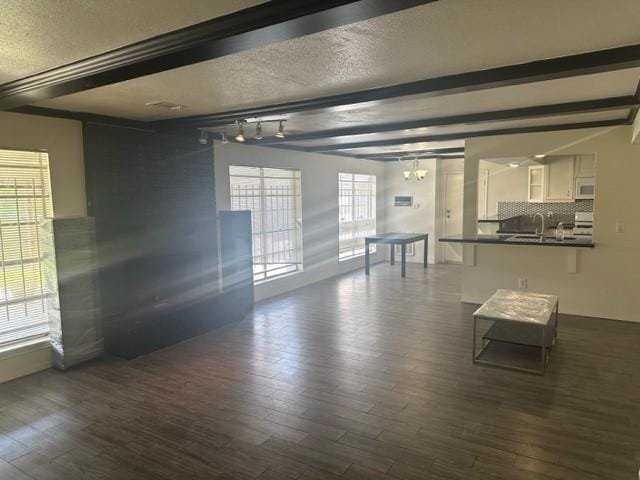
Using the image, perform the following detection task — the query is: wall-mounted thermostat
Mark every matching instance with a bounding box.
[394,195,413,207]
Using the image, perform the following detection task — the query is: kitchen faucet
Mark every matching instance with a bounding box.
[533,213,546,240]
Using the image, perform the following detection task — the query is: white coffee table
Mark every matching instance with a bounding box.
[473,289,558,375]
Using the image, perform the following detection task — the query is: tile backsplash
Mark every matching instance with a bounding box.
[498,200,593,218]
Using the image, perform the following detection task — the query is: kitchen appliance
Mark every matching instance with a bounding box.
[575,177,595,199]
[574,212,593,238]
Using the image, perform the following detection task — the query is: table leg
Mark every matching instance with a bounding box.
[423,237,428,269]
[365,240,370,275]
[401,243,406,278]
[390,244,395,265]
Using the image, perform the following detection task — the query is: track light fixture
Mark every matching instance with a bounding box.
[275,120,286,139]
[198,130,208,145]
[220,131,229,144]
[235,121,245,143]
[254,122,263,140]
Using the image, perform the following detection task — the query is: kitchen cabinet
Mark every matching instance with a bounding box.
[575,154,596,177]
[527,165,545,202]
[544,155,574,201]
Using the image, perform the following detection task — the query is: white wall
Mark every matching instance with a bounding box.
[383,159,436,264]
[0,112,86,217]
[0,112,87,383]
[214,142,386,301]
[462,126,640,322]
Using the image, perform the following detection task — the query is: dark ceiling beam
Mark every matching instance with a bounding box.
[306,118,630,152]
[156,43,640,129]
[10,105,152,130]
[353,147,465,159]
[378,155,465,162]
[0,0,434,110]
[253,96,638,144]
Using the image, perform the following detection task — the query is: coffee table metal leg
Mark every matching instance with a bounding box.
[472,316,477,364]
[540,325,546,374]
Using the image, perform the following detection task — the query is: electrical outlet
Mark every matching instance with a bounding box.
[615,221,624,233]
[518,278,527,289]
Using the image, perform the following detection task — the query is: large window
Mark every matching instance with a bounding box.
[229,166,302,283]
[0,148,53,347]
[338,173,376,260]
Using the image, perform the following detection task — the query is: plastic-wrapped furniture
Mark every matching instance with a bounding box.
[40,217,102,369]
[473,289,558,375]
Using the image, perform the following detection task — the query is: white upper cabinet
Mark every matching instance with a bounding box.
[527,165,545,202]
[575,154,596,177]
[544,155,575,201]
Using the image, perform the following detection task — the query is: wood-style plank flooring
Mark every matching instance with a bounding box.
[1,263,639,479]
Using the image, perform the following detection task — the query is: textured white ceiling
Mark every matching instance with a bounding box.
[34,0,640,120]
[0,0,266,83]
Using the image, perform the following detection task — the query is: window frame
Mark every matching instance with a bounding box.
[229,165,303,284]
[0,147,54,348]
[338,172,377,262]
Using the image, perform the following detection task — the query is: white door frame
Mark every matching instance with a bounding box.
[441,171,464,264]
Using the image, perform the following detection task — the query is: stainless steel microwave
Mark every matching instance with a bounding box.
[575,177,595,199]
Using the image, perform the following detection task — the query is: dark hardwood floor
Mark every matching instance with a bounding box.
[1,264,639,479]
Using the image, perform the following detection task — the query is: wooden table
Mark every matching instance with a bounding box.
[473,289,559,375]
[364,233,428,277]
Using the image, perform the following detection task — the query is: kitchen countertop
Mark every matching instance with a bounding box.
[477,215,521,223]
[439,234,594,248]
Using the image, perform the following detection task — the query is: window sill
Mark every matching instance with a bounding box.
[255,269,303,286]
[0,336,50,361]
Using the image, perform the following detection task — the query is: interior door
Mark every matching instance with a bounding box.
[444,172,464,263]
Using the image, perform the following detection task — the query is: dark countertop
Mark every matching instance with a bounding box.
[439,235,594,248]
[477,215,521,223]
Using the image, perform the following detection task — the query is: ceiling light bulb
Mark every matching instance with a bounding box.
[235,122,245,143]
[533,154,546,159]
[275,120,286,139]
[508,162,520,168]
[403,170,412,181]
[198,130,208,145]
[415,169,427,181]
[254,122,263,140]
[220,131,229,144]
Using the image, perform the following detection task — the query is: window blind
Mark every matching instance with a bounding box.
[0,149,53,347]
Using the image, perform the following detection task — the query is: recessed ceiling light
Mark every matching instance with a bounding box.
[145,100,187,111]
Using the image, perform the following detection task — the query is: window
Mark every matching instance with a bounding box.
[338,173,376,260]
[229,166,302,283]
[0,149,53,347]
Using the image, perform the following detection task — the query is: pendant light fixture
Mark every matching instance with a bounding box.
[198,130,208,145]
[275,120,286,139]
[402,158,428,181]
[254,122,263,140]
[235,121,245,143]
